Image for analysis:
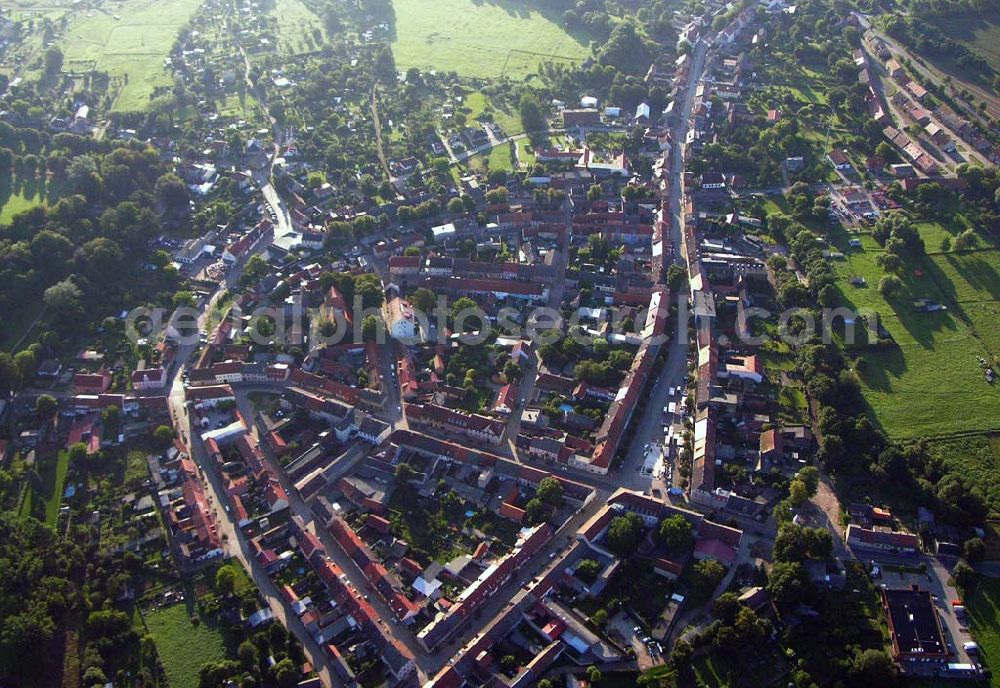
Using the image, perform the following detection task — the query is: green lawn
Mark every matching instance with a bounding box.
[460,91,524,136]
[145,603,229,688]
[0,188,47,223]
[833,245,1000,438]
[43,450,71,526]
[391,0,591,79]
[59,0,203,111]
[915,219,973,253]
[964,575,1000,686]
[470,144,515,172]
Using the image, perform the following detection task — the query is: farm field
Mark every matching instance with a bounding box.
[833,244,1000,438]
[145,602,229,688]
[59,0,203,111]
[391,0,590,79]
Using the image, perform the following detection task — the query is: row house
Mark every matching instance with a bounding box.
[404,403,505,446]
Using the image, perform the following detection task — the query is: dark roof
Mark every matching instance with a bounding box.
[882,587,947,658]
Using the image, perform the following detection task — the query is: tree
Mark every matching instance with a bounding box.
[361,315,381,342]
[536,476,563,506]
[102,405,121,436]
[878,274,902,298]
[451,296,480,329]
[35,394,57,420]
[796,466,820,496]
[606,512,644,556]
[0,352,19,393]
[502,359,521,383]
[953,560,976,591]
[156,173,190,210]
[963,537,986,563]
[518,93,545,133]
[772,524,829,562]
[587,666,602,685]
[485,187,509,205]
[238,640,259,671]
[395,463,414,482]
[576,559,600,583]
[666,264,687,293]
[788,478,809,507]
[353,273,385,309]
[447,197,465,214]
[44,279,84,329]
[590,608,608,628]
[766,561,809,615]
[215,564,238,596]
[691,559,726,598]
[153,425,174,449]
[411,287,435,313]
[669,638,694,678]
[713,591,742,624]
[273,658,298,688]
[44,47,63,75]
[13,350,36,381]
[68,442,88,468]
[953,228,979,251]
[525,498,547,525]
[850,648,898,687]
[82,237,125,281]
[658,514,694,553]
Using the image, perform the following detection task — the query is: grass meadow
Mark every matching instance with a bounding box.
[59,0,203,111]
[963,575,1000,687]
[832,239,1000,439]
[391,0,590,79]
[270,0,326,55]
[145,602,229,688]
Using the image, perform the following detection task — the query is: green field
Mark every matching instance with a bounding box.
[145,603,229,688]
[461,91,524,136]
[391,0,590,79]
[269,0,325,55]
[964,575,1000,686]
[926,435,1000,515]
[939,15,1000,73]
[834,244,1000,438]
[59,0,203,111]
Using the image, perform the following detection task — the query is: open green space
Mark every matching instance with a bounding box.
[42,449,71,526]
[833,245,1000,438]
[269,0,326,54]
[144,602,229,688]
[964,575,1000,687]
[461,91,524,136]
[936,14,1000,74]
[926,434,1000,516]
[59,0,203,111]
[391,0,590,79]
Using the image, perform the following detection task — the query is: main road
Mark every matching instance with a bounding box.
[618,38,708,492]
